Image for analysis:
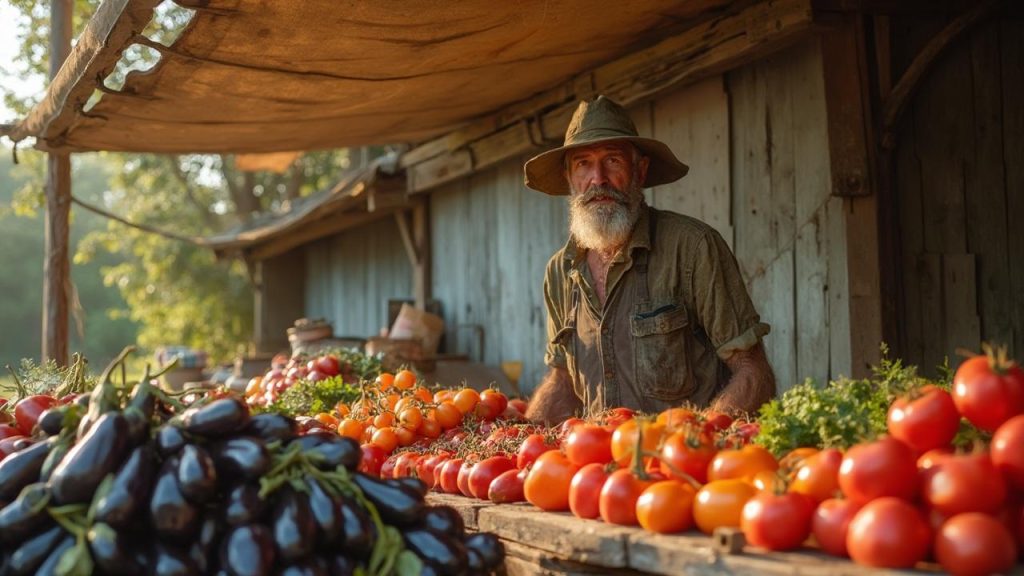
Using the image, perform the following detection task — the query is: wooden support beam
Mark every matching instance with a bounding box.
[403,0,816,194]
[394,211,418,269]
[366,179,408,212]
[813,0,984,15]
[246,209,395,262]
[411,198,430,311]
[43,0,73,366]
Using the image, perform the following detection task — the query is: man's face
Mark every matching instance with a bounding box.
[565,142,649,252]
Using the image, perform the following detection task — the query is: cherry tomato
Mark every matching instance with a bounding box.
[991,414,1024,491]
[812,498,861,557]
[315,355,341,376]
[393,369,417,390]
[777,447,819,472]
[655,407,697,430]
[469,456,517,500]
[604,407,635,428]
[934,512,1017,576]
[846,497,930,569]
[565,424,613,467]
[659,429,716,484]
[952,354,1024,432]
[789,448,842,503]
[702,410,733,433]
[524,451,578,511]
[475,390,508,421]
[508,398,529,415]
[569,463,609,520]
[741,492,815,551]
[489,468,527,504]
[359,443,388,476]
[599,469,654,526]
[838,437,917,504]
[516,434,557,470]
[452,388,481,414]
[887,385,960,453]
[610,419,664,467]
[14,395,58,435]
[693,479,757,534]
[707,444,778,482]
[923,452,1006,516]
[636,480,696,534]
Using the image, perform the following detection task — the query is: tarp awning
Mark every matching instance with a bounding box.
[2,0,729,154]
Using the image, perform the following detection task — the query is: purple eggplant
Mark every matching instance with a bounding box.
[220,524,275,576]
[0,437,54,500]
[88,523,142,576]
[157,425,187,457]
[49,412,129,504]
[182,397,250,438]
[272,488,317,561]
[0,483,53,545]
[6,524,65,575]
[351,472,424,526]
[290,433,360,471]
[177,444,217,504]
[94,444,157,528]
[403,529,468,576]
[223,483,268,526]
[210,436,270,482]
[242,413,297,442]
[149,458,200,543]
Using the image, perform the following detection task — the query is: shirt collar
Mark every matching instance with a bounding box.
[562,203,653,265]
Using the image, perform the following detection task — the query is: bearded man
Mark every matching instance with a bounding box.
[522,96,776,424]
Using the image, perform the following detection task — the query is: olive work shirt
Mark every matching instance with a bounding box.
[543,205,770,414]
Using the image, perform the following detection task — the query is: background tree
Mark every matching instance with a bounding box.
[2,1,355,364]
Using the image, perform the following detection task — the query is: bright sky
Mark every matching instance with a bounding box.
[0,3,44,125]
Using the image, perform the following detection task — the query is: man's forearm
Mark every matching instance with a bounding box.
[713,343,776,416]
[525,366,581,425]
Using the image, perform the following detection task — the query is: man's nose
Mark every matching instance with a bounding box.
[591,163,609,187]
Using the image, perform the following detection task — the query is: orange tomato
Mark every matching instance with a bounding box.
[789,448,843,503]
[708,445,779,482]
[524,451,579,511]
[611,419,665,467]
[656,407,697,430]
[693,479,758,534]
[337,418,365,440]
[394,369,417,390]
[434,389,455,403]
[384,393,400,411]
[413,386,433,403]
[377,372,395,390]
[779,447,820,472]
[750,469,783,492]
[393,397,414,415]
[314,412,339,429]
[394,426,416,447]
[637,480,696,533]
[399,406,423,431]
[244,377,263,398]
[419,417,441,439]
[433,402,463,430]
[453,388,481,415]
[371,427,399,453]
[373,412,396,428]
[334,401,351,417]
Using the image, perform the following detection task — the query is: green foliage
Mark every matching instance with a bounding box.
[262,377,363,418]
[754,347,927,456]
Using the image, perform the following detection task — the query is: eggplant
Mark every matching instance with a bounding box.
[149,458,200,543]
[242,413,297,443]
[32,533,75,576]
[128,381,157,420]
[88,523,142,576]
[338,499,373,559]
[6,524,65,575]
[152,542,200,576]
[157,425,188,457]
[11,438,33,451]
[465,546,485,575]
[351,472,424,526]
[182,397,250,438]
[403,530,468,576]
[223,483,268,526]
[123,408,149,447]
[49,411,129,504]
[188,515,223,574]
[177,444,217,504]
[391,476,429,496]
[305,478,341,547]
[464,532,505,570]
[328,555,356,576]
[290,433,361,471]
[418,561,442,576]
[94,444,157,528]
[0,483,53,545]
[35,407,65,437]
[38,436,71,482]
[272,488,317,561]
[220,524,275,576]
[76,376,118,439]
[210,436,271,482]
[277,559,329,576]
[421,505,465,538]
[0,437,54,500]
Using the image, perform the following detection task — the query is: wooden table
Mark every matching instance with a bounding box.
[426,493,1023,576]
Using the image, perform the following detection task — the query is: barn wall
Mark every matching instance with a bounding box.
[304,216,412,339]
[892,9,1024,374]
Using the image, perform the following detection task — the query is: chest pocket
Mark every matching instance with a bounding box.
[630,303,696,401]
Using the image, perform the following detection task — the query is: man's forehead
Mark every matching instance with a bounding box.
[566,142,634,159]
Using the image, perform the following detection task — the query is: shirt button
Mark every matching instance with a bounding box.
[604,370,614,379]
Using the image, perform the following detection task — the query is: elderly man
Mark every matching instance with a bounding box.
[523,96,776,424]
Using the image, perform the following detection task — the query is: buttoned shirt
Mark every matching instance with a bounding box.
[543,205,769,414]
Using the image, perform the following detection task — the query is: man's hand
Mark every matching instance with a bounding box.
[525,366,581,425]
[712,342,776,416]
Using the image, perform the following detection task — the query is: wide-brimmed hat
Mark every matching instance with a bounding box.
[524,95,689,195]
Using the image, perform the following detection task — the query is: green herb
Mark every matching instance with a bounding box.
[261,376,362,417]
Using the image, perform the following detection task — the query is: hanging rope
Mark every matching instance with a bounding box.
[70,193,210,247]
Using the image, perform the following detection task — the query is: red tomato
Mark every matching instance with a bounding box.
[846,497,930,569]
[935,513,1017,576]
[457,460,476,497]
[358,443,388,477]
[564,424,613,467]
[598,469,654,526]
[379,454,399,479]
[438,458,464,494]
[315,355,341,377]
[524,451,578,511]
[475,390,508,421]
[812,498,861,557]
[488,468,527,503]
[658,429,716,484]
[636,480,696,534]
[414,454,440,487]
[604,407,635,428]
[741,492,815,551]
[838,437,918,504]
[952,355,1024,432]
[991,414,1024,491]
[702,411,734,433]
[516,434,557,470]
[569,463,609,519]
[392,452,421,479]
[789,448,842,503]
[469,456,517,499]
[887,385,960,453]
[0,424,21,441]
[559,417,586,439]
[508,398,528,415]
[14,395,57,435]
[923,452,1006,516]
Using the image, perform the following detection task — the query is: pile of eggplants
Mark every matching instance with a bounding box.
[0,373,504,576]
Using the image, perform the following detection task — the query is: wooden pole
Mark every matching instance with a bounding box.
[42,0,73,366]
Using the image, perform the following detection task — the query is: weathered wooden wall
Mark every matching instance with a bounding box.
[304,216,412,339]
[892,9,1024,375]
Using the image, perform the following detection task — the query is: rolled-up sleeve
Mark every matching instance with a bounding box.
[543,256,568,369]
[690,229,770,360]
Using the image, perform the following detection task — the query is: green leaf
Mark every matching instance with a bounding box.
[55,538,94,576]
[394,550,424,576]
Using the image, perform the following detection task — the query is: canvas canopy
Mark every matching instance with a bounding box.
[1,0,730,154]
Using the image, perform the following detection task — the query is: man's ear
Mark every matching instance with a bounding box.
[637,155,650,184]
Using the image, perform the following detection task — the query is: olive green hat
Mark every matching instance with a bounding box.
[523,95,689,195]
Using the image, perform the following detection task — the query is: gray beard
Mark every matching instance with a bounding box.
[568,181,644,253]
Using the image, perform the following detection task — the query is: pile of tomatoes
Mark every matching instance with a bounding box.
[0,393,60,461]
